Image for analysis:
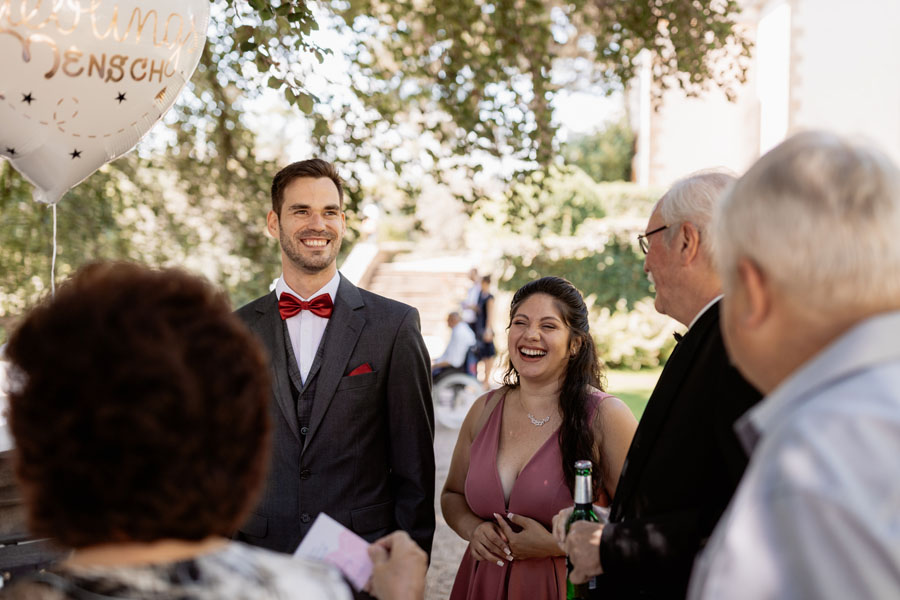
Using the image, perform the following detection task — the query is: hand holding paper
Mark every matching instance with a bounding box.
[367,531,427,600]
[294,513,373,591]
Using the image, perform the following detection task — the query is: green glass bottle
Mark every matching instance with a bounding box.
[566,460,599,600]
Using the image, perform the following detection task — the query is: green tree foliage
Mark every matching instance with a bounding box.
[0,1,328,324]
[478,166,606,237]
[491,181,674,367]
[500,234,651,312]
[488,178,659,314]
[0,162,131,334]
[563,118,635,183]
[312,0,751,202]
[1,0,749,328]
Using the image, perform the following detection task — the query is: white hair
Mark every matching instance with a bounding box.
[714,130,900,313]
[657,170,736,255]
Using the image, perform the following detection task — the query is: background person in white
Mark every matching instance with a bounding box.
[689,131,900,599]
[432,311,476,376]
[461,268,481,333]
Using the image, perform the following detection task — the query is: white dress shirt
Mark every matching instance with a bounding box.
[688,294,723,330]
[275,272,340,384]
[689,310,900,599]
[435,321,477,369]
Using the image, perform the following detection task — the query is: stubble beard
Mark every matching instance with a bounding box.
[280,227,342,274]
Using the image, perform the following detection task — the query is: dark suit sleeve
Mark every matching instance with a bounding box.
[386,307,436,554]
[598,357,761,593]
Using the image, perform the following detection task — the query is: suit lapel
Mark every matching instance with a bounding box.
[303,275,365,452]
[255,292,301,443]
[611,303,720,519]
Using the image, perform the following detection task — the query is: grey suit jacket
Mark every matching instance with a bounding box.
[235,274,436,556]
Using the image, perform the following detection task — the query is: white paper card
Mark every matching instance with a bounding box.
[294,513,373,591]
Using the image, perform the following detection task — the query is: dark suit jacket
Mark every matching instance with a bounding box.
[235,274,436,557]
[593,301,761,599]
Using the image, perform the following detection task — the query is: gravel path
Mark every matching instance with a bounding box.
[425,422,469,600]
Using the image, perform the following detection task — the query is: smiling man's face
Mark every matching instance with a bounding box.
[269,176,346,276]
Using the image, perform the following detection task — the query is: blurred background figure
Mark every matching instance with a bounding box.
[461,268,481,335]
[474,275,497,390]
[432,311,477,380]
[0,262,352,599]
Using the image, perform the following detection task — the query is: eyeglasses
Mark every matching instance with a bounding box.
[637,224,668,254]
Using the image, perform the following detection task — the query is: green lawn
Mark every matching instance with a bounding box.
[605,367,661,420]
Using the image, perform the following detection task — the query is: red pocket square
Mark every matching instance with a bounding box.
[348,363,373,376]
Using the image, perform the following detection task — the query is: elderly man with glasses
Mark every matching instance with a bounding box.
[553,171,761,600]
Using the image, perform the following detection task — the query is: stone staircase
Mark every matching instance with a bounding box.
[363,256,475,357]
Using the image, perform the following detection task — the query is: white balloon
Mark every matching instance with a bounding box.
[0,0,210,204]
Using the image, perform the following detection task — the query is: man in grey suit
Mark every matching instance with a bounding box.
[235,159,436,567]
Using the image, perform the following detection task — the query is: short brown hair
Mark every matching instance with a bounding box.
[5,262,271,548]
[271,158,344,216]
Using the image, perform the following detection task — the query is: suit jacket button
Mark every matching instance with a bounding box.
[300,513,311,524]
[300,469,311,480]
[300,426,309,436]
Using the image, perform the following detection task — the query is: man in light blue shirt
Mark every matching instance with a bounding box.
[689,131,900,598]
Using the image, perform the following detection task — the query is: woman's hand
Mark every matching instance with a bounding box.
[469,520,512,566]
[494,512,563,560]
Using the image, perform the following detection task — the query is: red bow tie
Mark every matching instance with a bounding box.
[278,292,334,320]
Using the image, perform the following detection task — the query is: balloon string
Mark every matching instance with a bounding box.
[51,204,57,297]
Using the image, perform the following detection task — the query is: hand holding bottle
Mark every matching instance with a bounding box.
[553,504,609,550]
[552,506,574,549]
[565,520,605,583]
[565,459,602,599]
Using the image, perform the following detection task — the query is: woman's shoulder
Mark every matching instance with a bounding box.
[586,386,617,409]
[462,386,508,441]
[586,387,633,421]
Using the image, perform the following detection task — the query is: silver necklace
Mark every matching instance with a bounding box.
[517,391,552,427]
[527,413,551,427]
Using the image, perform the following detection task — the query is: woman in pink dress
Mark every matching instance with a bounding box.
[442,276,638,599]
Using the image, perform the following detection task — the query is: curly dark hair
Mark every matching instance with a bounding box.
[502,276,606,496]
[271,158,345,216]
[4,262,271,548]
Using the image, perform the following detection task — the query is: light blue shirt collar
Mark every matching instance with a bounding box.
[737,309,900,453]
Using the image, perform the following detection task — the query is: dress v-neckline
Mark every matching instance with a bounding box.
[492,390,561,509]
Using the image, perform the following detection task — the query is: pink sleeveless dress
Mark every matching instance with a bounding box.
[449,390,611,600]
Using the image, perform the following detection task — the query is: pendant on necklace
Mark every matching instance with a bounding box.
[527,413,551,427]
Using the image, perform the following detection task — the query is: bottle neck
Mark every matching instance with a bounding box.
[573,474,592,506]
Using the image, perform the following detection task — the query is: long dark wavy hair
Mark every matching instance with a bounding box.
[502,276,606,497]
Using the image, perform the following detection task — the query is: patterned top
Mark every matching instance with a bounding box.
[0,541,352,600]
